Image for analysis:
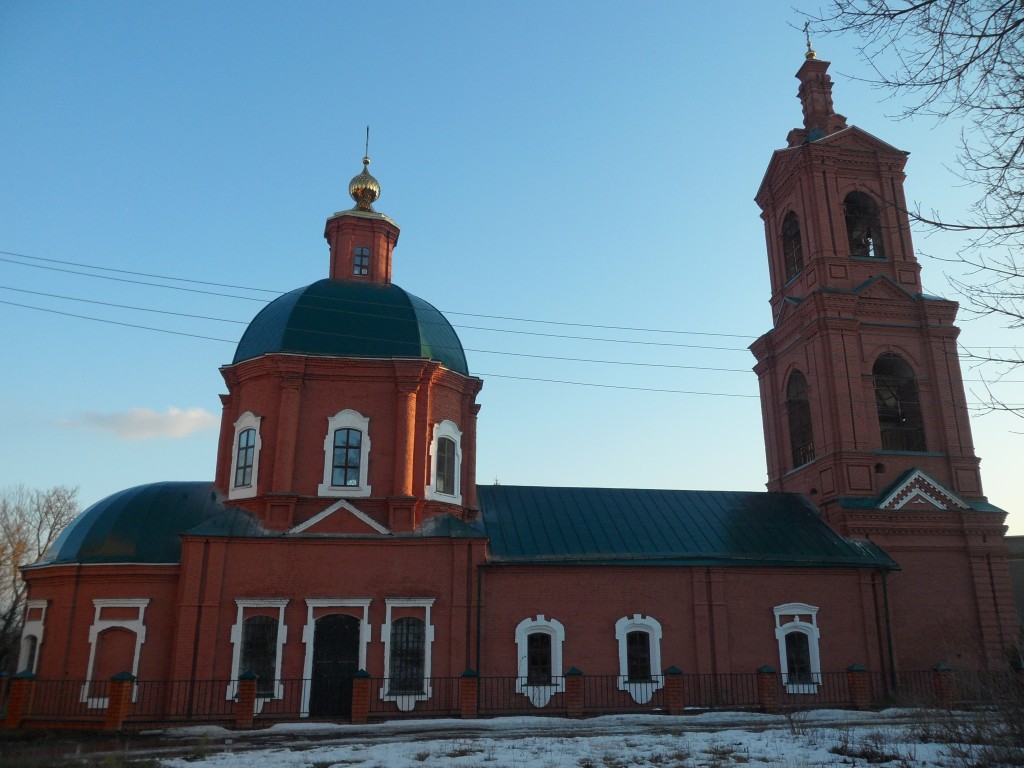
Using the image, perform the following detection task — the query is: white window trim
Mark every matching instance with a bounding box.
[229,411,262,500]
[18,599,47,674]
[80,599,149,709]
[318,409,372,498]
[380,598,435,712]
[425,420,463,504]
[773,602,821,694]
[227,599,289,713]
[299,599,372,717]
[614,614,664,704]
[515,615,566,708]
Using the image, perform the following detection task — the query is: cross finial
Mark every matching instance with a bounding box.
[803,21,817,60]
[364,125,370,162]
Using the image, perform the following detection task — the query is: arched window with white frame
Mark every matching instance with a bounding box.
[229,411,262,500]
[515,615,565,708]
[773,602,821,694]
[318,409,372,497]
[18,599,46,674]
[425,419,462,505]
[614,614,664,704]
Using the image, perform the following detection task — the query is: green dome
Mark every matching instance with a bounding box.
[233,279,469,375]
[35,482,261,565]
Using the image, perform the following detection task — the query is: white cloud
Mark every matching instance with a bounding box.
[61,407,219,440]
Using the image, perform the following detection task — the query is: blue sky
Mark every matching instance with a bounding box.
[1,1,1020,533]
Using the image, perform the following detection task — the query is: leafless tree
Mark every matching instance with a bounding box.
[810,1,1024,414]
[0,485,78,673]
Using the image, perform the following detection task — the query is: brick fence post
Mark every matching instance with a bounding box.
[565,667,583,719]
[846,664,871,711]
[932,663,954,708]
[663,666,685,716]
[351,670,370,724]
[234,672,258,730]
[756,665,780,714]
[2,671,36,728]
[104,671,136,732]
[459,669,479,719]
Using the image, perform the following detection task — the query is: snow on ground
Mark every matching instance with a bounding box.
[155,710,974,767]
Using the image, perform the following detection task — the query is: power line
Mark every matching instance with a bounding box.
[0,300,238,343]
[0,285,249,325]
[4,299,1017,407]
[3,249,1019,352]
[477,372,760,397]
[0,249,756,339]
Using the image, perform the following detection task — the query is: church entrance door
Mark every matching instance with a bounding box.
[309,614,361,718]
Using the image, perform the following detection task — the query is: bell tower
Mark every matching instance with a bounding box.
[750,50,1016,668]
[751,50,981,514]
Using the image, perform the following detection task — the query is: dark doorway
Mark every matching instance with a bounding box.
[309,614,361,717]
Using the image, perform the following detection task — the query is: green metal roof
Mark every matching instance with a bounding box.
[35,482,241,566]
[233,279,469,375]
[476,485,898,569]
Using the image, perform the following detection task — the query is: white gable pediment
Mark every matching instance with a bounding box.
[879,469,968,512]
[286,498,392,536]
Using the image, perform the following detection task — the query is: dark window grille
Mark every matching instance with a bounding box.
[873,353,927,452]
[436,437,456,495]
[353,247,370,276]
[786,371,815,468]
[389,617,425,695]
[626,631,651,682]
[241,616,278,698]
[844,191,885,259]
[784,631,814,685]
[782,211,804,279]
[527,633,552,685]
[234,428,256,487]
[332,428,362,487]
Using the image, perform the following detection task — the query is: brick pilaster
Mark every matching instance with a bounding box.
[104,672,136,732]
[351,670,370,724]
[234,672,258,730]
[756,666,780,714]
[932,663,955,708]
[2,671,35,728]
[663,666,685,716]
[565,668,583,719]
[459,669,479,719]
[846,664,871,711]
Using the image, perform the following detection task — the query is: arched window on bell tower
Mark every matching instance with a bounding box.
[873,353,926,452]
[844,192,885,259]
[786,370,814,468]
[782,211,804,280]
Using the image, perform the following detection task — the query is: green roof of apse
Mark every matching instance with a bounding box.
[476,485,898,569]
[233,279,469,375]
[34,482,256,566]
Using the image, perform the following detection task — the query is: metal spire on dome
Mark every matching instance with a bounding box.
[803,21,817,60]
[348,126,381,212]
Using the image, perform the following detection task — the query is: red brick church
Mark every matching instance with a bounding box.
[14,53,1019,723]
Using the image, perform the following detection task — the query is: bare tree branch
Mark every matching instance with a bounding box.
[0,486,78,672]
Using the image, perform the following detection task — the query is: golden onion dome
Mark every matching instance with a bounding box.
[348,156,381,211]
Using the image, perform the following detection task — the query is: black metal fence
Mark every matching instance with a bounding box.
[4,668,1021,729]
